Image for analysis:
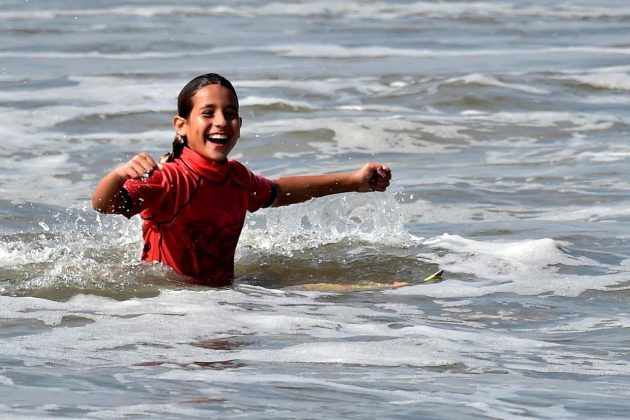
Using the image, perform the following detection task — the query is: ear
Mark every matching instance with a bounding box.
[173,116,187,136]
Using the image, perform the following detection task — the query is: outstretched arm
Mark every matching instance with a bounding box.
[92,152,159,214]
[273,162,391,207]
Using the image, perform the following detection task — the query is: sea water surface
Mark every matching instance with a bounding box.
[1,0,629,418]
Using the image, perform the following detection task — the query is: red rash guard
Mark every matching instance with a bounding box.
[122,146,275,286]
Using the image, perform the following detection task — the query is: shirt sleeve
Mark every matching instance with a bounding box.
[239,164,276,212]
[122,170,171,218]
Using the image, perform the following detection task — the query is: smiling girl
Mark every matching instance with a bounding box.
[92,73,391,286]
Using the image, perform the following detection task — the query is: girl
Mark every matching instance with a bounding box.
[92,73,391,287]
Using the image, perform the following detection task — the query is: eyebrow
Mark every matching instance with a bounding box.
[199,104,239,111]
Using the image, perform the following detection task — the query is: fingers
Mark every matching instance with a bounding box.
[366,163,391,192]
[122,152,159,180]
[375,164,391,181]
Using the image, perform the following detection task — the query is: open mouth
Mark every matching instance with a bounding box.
[206,133,229,145]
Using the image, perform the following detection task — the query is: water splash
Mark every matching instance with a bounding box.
[0,203,169,300]
[240,192,418,256]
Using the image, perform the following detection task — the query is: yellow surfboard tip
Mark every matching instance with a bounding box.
[423,269,444,283]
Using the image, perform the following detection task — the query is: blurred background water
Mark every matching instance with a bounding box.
[1,0,629,418]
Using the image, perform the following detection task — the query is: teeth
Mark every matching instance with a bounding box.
[208,134,228,141]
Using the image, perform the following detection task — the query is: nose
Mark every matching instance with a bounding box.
[213,111,227,127]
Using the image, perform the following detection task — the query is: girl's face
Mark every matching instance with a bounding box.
[174,84,242,162]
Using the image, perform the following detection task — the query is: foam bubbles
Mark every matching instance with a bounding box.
[445,73,550,95]
[240,193,417,255]
[393,233,627,298]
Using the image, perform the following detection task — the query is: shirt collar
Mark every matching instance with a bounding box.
[180,146,229,182]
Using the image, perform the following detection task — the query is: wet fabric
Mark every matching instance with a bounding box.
[123,147,275,285]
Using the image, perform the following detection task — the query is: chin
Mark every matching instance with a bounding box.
[203,153,228,162]
[197,144,233,162]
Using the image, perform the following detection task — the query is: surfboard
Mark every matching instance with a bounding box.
[290,269,445,292]
[422,269,444,283]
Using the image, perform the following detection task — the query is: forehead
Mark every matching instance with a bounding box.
[191,84,238,108]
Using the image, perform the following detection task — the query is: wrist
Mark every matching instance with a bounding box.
[351,169,368,192]
[112,166,131,181]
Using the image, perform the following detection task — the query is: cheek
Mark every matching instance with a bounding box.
[187,119,204,135]
[232,121,241,137]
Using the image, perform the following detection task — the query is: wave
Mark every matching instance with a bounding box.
[0,47,243,60]
[3,45,630,61]
[394,233,629,298]
[460,110,625,131]
[555,72,630,91]
[259,44,630,60]
[2,2,629,21]
[442,73,549,95]
[240,96,313,111]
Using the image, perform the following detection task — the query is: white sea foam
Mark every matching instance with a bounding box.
[0,288,550,372]
[238,77,366,95]
[0,285,624,383]
[239,96,312,110]
[260,44,630,60]
[424,233,572,267]
[0,375,14,386]
[336,104,419,114]
[537,316,630,334]
[463,110,623,131]
[0,75,176,110]
[0,290,363,366]
[538,203,630,223]
[0,153,89,205]
[239,76,431,98]
[0,239,56,268]
[390,233,627,298]
[157,370,434,406]
[583,95,630,105]
[240,193,417,254]
[5,43,621,62]
[445,73,550,95]
[557,72,630,91]
[2,2,628,21]
[578,149,630,163]
[232,337,460,367]
[249,116,468,157]
[0,49,240,60]
[79,403,211,419]
[0,42,570,61]
[406,194,630,225]
[0,76,175,144]
[317,118,469,155]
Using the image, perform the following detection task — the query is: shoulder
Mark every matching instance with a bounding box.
[228,159,248,174]
[226,160,272,199]
[227,160,272,184]
[227,159,255,182]
[159,158,195,183]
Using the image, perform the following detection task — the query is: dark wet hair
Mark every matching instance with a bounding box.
[161,73,239,164]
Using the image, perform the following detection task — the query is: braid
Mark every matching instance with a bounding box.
[160,135,187,164]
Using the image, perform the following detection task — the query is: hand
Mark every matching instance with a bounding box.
[356,162,391,192]
[114,152,160,181]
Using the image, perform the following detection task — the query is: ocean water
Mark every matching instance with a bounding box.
[1,0,630,418]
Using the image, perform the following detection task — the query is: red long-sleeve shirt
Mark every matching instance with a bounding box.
[123,146,275,286]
